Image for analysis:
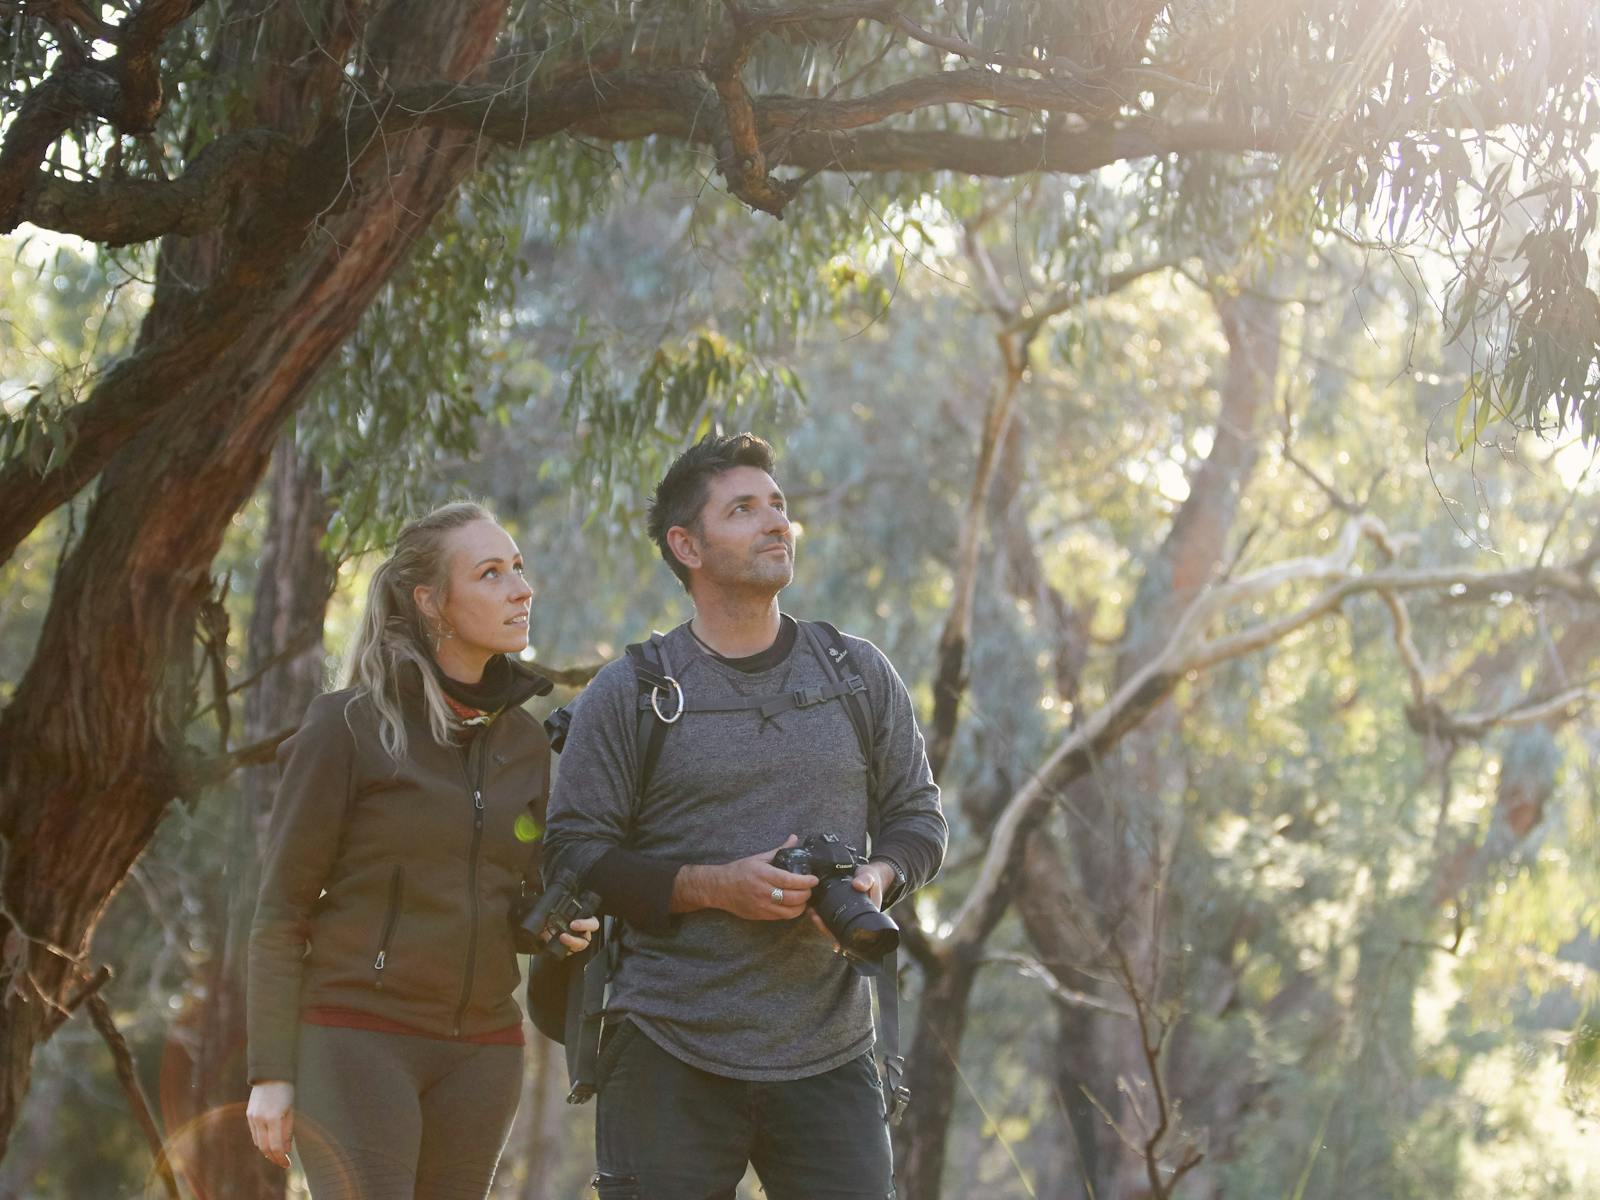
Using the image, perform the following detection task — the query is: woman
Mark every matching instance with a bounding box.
[245,502,594,1197]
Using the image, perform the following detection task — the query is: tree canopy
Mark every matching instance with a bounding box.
[3,1,1600,1197]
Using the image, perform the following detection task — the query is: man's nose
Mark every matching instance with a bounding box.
[764,504,791,533]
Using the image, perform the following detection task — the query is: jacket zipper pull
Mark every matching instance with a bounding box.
[374,950,386,970]
[474,790,484,810]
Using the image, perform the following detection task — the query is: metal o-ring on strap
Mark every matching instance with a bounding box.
[650,677,685,724]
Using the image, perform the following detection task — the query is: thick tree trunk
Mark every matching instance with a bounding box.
[0,0,507,1160]
[893,949,983,1200]
[172,437,331,1199]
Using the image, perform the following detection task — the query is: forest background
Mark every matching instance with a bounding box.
[3,1,1600,1197]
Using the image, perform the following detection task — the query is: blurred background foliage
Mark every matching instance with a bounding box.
[6,154,1600,1196]
[3,0,1600,1193]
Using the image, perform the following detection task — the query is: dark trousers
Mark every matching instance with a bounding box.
[594,1023,894,1200]
[293,1023,523,1200]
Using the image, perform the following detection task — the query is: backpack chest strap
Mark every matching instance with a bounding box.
[633,673,865,721]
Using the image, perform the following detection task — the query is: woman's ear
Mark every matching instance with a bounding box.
[413,584,439,624]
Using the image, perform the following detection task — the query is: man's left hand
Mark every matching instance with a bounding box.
[807,861,895,951]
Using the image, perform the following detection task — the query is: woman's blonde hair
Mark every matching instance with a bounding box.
[343,501,494,759]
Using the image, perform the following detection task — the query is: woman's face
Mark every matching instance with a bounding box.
[415,520,533,669]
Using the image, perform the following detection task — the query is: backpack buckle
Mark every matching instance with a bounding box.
[792,683,829,708]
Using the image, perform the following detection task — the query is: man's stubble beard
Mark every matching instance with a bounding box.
[702,539,795,595]
[753,543,795,590]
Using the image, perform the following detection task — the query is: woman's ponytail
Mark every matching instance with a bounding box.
[343,502,493,759]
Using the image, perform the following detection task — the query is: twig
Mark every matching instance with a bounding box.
[983,951,1136,1018]
[86,990,181,1200]
[42,962,112,1038]
[189,626,324,723]
[178,727,296,794]
[526,659,607,688]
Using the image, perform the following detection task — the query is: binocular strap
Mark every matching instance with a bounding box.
[565,918,614,1104]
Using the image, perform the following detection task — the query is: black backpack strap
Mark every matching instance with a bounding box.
[800,621,879,809]
[625,633,675,801]
[565,635,675,1103]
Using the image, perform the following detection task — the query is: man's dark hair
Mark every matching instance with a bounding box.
[647,432,777,590]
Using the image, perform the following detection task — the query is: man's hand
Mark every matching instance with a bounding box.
[246,1080,295,1168]
[806,860,895,951]
[671,835,819,920]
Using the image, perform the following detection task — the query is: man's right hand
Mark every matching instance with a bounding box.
[671,834,819,919]
[246,1080,295,1168]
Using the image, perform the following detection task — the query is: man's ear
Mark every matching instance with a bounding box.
[665,525,702,572]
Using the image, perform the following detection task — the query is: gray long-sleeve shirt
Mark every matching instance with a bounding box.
[542,618,947,1081]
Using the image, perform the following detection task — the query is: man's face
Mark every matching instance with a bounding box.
[678,465,795,596]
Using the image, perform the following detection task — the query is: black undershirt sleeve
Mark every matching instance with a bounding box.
[583,847,680,934]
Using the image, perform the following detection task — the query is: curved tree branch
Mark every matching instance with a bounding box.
[946,516,1600,951]
[12,129,296,245]
[0,0,202,230]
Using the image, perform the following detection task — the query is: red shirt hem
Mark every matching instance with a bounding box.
[302,1006,525,1046]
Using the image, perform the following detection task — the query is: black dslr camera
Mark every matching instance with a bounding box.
[516,871,598,959]
[772,834,899,966]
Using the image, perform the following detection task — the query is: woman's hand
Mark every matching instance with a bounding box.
[557,915,599,954]
[246,1080,296,1168]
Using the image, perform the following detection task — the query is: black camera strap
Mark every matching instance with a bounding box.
[807,622,910,1125]
[874,949,910,1125]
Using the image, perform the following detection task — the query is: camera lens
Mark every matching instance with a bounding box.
[814,877,899,960]
[838,910,899,959]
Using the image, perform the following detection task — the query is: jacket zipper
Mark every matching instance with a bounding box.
[372,865,404,986]
[452,724,491,1036]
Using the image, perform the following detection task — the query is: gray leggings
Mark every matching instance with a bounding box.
[293,1023,523,1200]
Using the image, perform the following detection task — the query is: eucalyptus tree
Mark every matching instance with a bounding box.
[3,0,1599,1171]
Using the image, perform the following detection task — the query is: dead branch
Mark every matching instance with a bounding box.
[984,952,1137,1018]
[1107,940,1204,1200]
[85,990,180,1200]
[178,728,295,796]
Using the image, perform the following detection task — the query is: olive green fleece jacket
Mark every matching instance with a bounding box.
[246,669,550,1084]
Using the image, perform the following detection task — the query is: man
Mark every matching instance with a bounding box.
[543,432,947,1199]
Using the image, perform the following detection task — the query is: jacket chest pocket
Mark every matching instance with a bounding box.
[371,865,405,986]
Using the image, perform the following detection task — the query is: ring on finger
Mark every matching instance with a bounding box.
[770,886,784,903]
